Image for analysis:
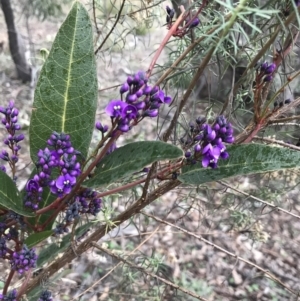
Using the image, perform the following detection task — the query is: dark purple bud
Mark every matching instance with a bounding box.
[188,17,200,28]
[196,116,206,125]
[265,63,276,74]
[135,89,143,98]
[127,76,134,85]
[164,95,172,104]
[15,134,25,142]
[194,134,203,141]
[126,94,137,103]
[143,85,152,95]
[194,144,201,153]
[185,151,191,158]
[260,62,268,72]
[264,75,273,82]
[135,101,146,110]
[166,5,172,15]
[117,120,130,132]
[284,98,291,104]
[150,86,159,95]
[120,82,129,94]
[95,121,108,133]
[143,109,158,118]
[11,108,18,117]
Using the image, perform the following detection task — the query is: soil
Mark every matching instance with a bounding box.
[0,1,300,301]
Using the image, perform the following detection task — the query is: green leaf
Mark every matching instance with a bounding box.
[25,230,53,248]
[179,144,300,185]
[0,171,33,216]
[29,1,97,162]
[84,141,183,188]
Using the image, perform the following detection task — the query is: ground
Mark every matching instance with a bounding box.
[0,1,300,301]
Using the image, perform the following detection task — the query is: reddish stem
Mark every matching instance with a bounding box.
[147,6,185,78]
[3,269,15,295]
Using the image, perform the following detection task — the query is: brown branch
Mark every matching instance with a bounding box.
[24,180,181,294]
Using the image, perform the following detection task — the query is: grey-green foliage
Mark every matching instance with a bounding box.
[19,0,73,20]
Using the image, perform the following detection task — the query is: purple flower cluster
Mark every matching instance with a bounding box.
[0,100,24,174]
[75,189,102,216]
[54,189,101,234]
[258,62,276,82]
[10,245,37,274]
[0,238,7,258]
[0,289,17,301]
[274,98,291,108]
[24,132,81,210]
[103,71,171,133]
[183,116,234,169]
[38,290,53,301]
[0,213,23,259]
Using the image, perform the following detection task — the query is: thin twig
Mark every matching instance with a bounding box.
[70,224,163,300]
[94,0,126,55]
[218,180,300,220]
[269,115,300,123]
[253,136,300,151]
[92,0,98,34]
[91,243,210,301]
[142,212,297,296]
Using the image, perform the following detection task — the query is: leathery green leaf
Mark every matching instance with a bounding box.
[84,141,183,188]
[179,144,300,185]
[29,1,97,162]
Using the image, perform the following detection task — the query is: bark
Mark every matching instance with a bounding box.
[0,0,31,82]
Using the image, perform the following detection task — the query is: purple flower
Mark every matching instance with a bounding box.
[202,124,216,141]
[202,144,221,168]
[50,174,76,196]
[0,289,17,301]
[122,105,138,120]
[105,100,126,118]
[151,90,165,103]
